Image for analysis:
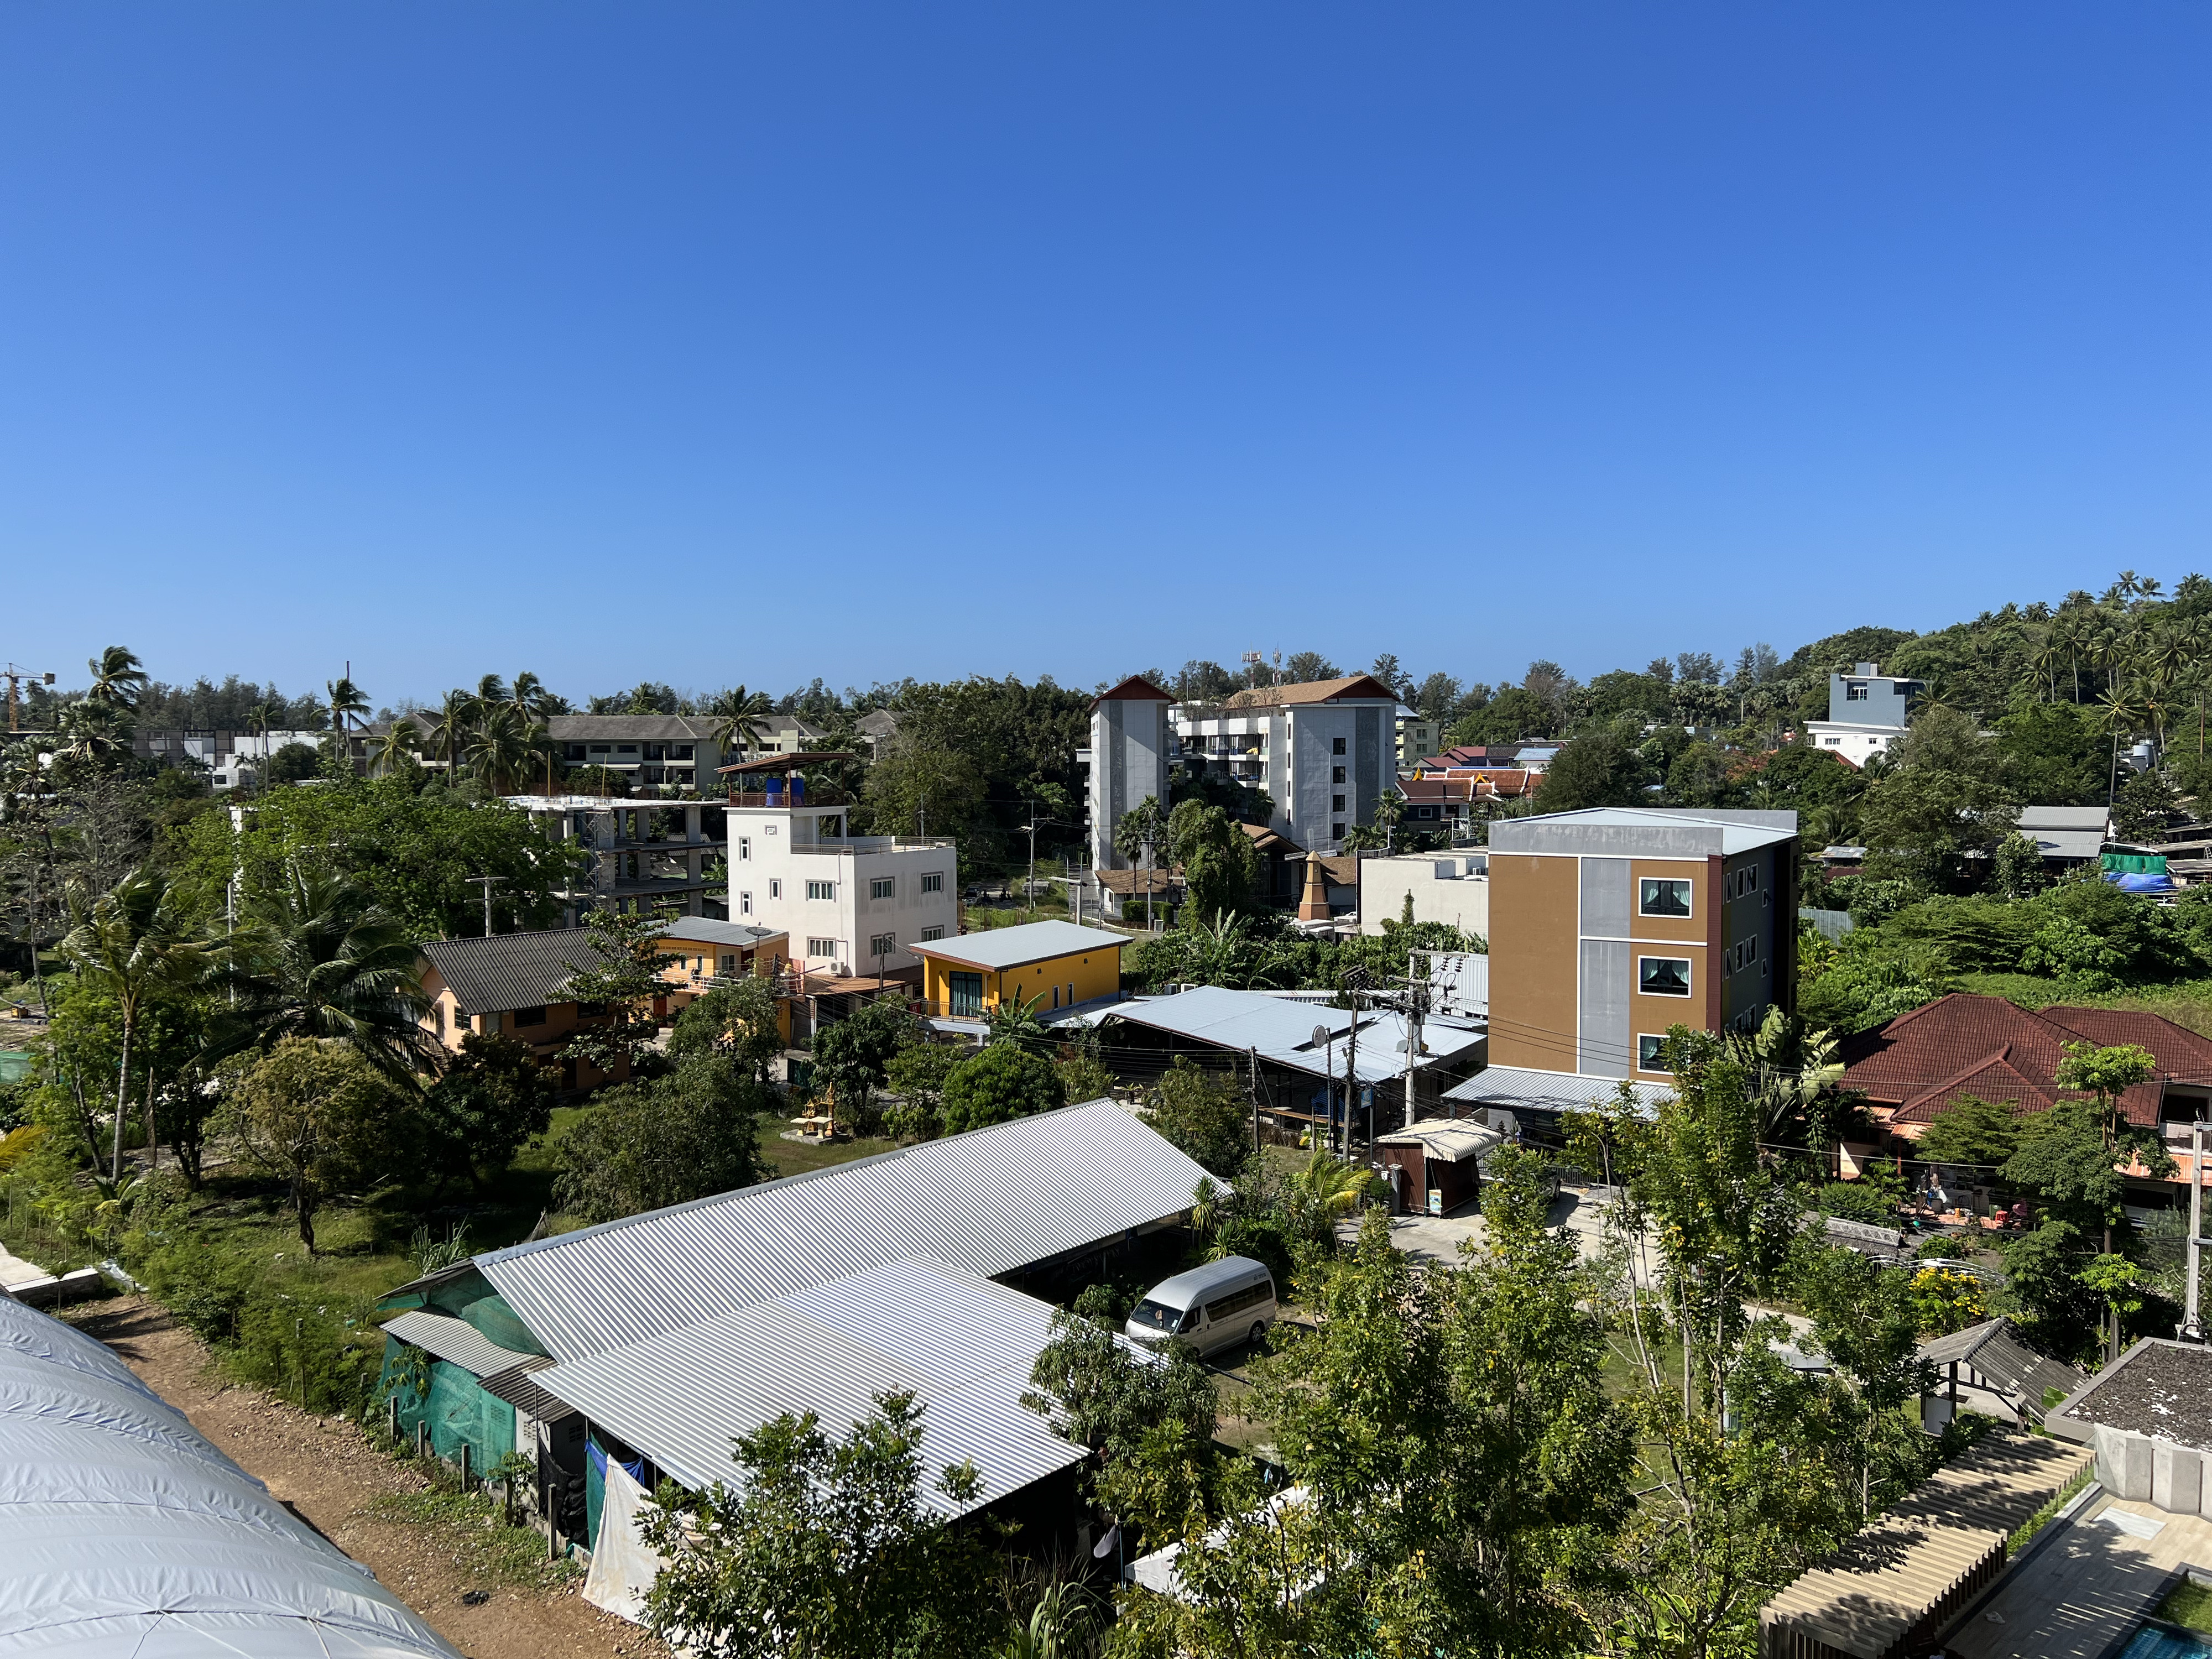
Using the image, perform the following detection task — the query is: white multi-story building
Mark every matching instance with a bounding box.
[1171,674,1400,855]
[1080,676,1176,872]
[722,760,958,978]
[1804,662,1926,767]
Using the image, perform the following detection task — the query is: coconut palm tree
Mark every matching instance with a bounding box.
[220,864,433,1082]
[521,721,559,794]
[465,703,530,794]
[425,689,474,777]
[368,717,423,778]
[509,671,562,723]
[472,674,510,712]
[326,676,369,733]
[84,646,149,709]
[2028,633,2064,703]
[60,868,211,1180]
[708,686,774,761]
[51,699,134,771]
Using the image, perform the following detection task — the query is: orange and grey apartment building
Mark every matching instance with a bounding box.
[1481,808,1799,1092]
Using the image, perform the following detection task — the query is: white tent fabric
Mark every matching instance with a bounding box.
[582,1460,666,1625]
[0,1294,459,1657]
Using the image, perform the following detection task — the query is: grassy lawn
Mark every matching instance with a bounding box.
[2159,1574,2212,1635]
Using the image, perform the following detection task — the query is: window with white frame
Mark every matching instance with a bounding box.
[807,937,838,958]
[870,932,896,958]
[739,891,753,915]
[870,877,895,900]
[738,837,750,860]
[1845,682,1869,701]
[1639,957,1692,997]
[1637,1034,1668,1071]
[769,879,781,899]
[920,872,944,894]
[1640,878,1692,917]
[920,924,944,941]
[806,880,835,901]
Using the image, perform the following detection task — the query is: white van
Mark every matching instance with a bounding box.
[1124,1256,1277,1357]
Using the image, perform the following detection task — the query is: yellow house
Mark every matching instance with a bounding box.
[913,920,1129,1019]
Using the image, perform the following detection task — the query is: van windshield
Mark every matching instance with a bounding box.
[1130,1299,1187,1333]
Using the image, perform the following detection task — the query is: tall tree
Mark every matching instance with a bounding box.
[223,1035,415,1250]
[84,645,150,709]
[60,867,210,1180]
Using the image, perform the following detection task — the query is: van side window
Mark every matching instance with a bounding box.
[1205,1282,1272,1322]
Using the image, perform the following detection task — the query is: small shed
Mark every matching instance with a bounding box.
[1376,1117,1505,1215]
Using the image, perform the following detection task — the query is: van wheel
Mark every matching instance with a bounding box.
[1249,1321,1268,1349]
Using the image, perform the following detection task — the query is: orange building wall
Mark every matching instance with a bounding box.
[1487,852,1579,1072]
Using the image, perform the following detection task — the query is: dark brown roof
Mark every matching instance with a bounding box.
[1238,822,1302,856]
[1090,675,1173,708]
[477,1356,580,1424]
[1837,992,2186,1128]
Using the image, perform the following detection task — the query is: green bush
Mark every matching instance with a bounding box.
[1817,1179,1902,1229]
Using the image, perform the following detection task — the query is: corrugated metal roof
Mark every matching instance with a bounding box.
[419,928,610,1016]
[1917,1319,2084,1416]
[1491,808,1797,858]
[1375,1118,1503,1162]
[534,1258,1086,1512]
[476,1099,1211,1361]
[379,1311,539,1379]
[653,917,784,950]
[1097,986,1484,1083]
[1444,1065,1673,1116]
[476,1357,578,1424]
[911,921,1130,972]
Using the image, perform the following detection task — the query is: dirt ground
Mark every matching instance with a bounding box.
[65,1297,662,1659]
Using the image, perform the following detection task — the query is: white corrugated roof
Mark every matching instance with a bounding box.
[910,920,1130,972]
[536,1258,1086,1513]
[1375,1118,1504,1162]
[379,1310,540,1379]
[1491,807,1798,857]
[475,1099,1210,1362]
[0,1296,459,1658]
[1097,985,1485,1083]
[1444,1065,1673,1116]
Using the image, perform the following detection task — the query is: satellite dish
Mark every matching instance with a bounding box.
[1312,1026,1330,1050]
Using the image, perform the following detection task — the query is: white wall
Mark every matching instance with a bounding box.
[1357,856,1491,939]
[727,804,958,973]
[1091,698,1172,871]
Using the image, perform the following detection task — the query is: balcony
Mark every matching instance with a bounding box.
[728,785,850,808]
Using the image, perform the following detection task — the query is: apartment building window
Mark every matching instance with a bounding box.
[481,1011,504,1034]
[737,838,750,860]
[617,744,638,755]
[807,937,839,958]
[1331,795,1345,813]
[1640,878,1693,918]
[948,972,984,1017]
[674,744,693,760]
[739,891,752,915]
[1333,737,1347,755]
[1639,957,1692,997]
[589,744,611,757]
[1727,938,1761,975]
[513,1006,546,1027]
[769,879,781,899]
[1845,682,1869,700]
[921,872,944,894]
[870,877,896,900]
[1331,822,1344,840]
[645,744,666,761]
[1332,766,1346,784]
[565,744,588,761]
[433,1003,445,1035]
[870,932,897,959]
[807,879,836,901]
[921,924,945,941]
[1637,1034,1668,1072]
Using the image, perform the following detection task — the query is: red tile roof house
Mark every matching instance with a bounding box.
[1838,993,2212,1192]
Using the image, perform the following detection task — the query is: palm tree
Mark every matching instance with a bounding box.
[465,703,529,794]
[2028,633,2063,703]
[221,864,434,1082]
[708,686,774,761]
[425,689,474,776]
[473,675,510,712]
[521,721,559,794]
[368,717,423,778]
[52,699,134,771]
[326,676,369,733]
[60,868,211,1180]
[509,671,561,723]
[84,646,149,709]
[1286,1151,1385,1229]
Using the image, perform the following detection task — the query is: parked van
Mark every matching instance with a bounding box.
[1124,1256,1277,1357]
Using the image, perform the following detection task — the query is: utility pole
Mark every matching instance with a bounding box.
[3,665,55,734]
[1401,949,1431,1133]
[2184,1116,2206,1344]
[467,875,507,937]
[1142,832,1156,933]
[1343,995,1360,1160]
[1248,1045,1262,1161]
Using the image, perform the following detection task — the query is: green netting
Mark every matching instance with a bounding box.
[380,1340,516,1475]
[2103,852,2169,874]
[458,1295,544,1357]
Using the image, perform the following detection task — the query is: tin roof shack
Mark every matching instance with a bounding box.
[1376,1117,1507,1216]
[379,1101,1214,1592]
[1086,984,1487,1141]
[2047,1339,2212,1517]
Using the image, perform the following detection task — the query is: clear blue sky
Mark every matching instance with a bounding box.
[6,4,2208,708]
